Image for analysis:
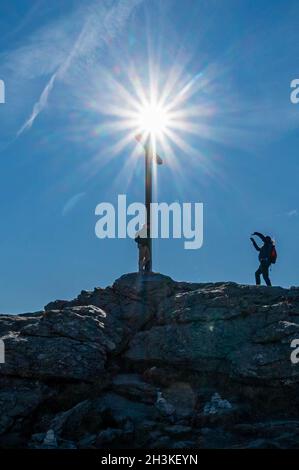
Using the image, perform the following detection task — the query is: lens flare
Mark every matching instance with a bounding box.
[85,64,218,192]
[135,100,170,137]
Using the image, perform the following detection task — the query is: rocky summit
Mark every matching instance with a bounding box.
[1,272,299,449]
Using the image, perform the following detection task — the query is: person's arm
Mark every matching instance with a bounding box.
[250,237,261,251]
[155,153,163,165]
[135,134,163,165]
[253,232,266,242]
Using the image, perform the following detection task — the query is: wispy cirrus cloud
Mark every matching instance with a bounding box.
[287,209,298,218]
[2,0,143,136]
[62,192,86,216]
[17,71,57,135]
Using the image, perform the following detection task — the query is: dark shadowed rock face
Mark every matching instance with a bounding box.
[1,272,299,449]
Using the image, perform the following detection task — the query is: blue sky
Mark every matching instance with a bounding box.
[0,0,299,313]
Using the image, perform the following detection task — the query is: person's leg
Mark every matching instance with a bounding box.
[143,246,151,272]
[262,262,272,286]
[138,246,144,272]
[255,265,262,285]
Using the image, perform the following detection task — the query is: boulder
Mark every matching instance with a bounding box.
[125,283,299,386]
[1,274,299,448]
[112,373,157,404]
[0,305,122,382]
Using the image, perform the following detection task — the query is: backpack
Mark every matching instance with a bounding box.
[270,244,277,264]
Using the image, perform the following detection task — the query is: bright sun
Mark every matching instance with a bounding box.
[135,101,170,137]
[90,66,210,174]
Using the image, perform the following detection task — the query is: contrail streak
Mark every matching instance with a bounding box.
[17,72,57,135]
[17,0,143,136]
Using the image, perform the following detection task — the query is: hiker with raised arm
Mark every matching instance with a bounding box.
[250,232,277,287]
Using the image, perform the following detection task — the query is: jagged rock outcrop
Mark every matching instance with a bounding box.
[1,273,299,449]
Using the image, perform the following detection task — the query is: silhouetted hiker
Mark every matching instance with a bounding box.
[135,224,150,273]
[250,232,277,286]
